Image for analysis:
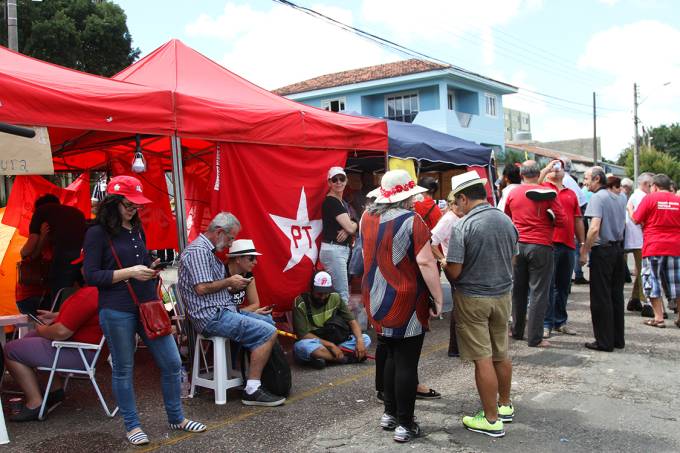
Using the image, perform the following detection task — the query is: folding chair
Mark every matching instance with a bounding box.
[36,336,118,420]
[49,287,77,312]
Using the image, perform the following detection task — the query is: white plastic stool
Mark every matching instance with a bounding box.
[189,334,243,405]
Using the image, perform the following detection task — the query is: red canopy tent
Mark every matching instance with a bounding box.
[0,40,388,309]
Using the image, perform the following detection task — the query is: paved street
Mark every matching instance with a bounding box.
[4,274,680,453]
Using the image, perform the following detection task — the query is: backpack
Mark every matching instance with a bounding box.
[240,342,291,397]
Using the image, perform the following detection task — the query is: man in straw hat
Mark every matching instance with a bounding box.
[444,170,518,438]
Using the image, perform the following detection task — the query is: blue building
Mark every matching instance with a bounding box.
[274,59,517,153]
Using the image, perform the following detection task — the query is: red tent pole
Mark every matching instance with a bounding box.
[171,135,188,252]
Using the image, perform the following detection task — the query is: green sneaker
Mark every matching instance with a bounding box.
[498,403,514,423]
[462,411,505,437]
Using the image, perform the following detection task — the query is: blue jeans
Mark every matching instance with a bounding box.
[294,334,372,361]
[574,241,584,279]
[203,309,276,351]
[319,242,350,303]
[545,243,576,329]
[99,308,184,431]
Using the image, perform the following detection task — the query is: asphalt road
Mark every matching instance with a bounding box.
[3,274,680,453]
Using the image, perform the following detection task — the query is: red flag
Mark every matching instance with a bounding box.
[2,175,91,237]
[111,155,178,251]
[468,166,495,204]
[206,142,348,310]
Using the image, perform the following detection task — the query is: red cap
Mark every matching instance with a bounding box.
[107,176,152,205]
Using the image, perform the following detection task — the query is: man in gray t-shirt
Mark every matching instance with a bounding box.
[580,167,626,352]
[444,171,518,438]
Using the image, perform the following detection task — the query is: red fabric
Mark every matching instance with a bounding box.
[0,46,174,136]
[2,175,91,237]
[113,40,387,150]
[413,197,442,231]
[504,184,566,247]
[55,287,101,344]
[199,142,349,310]
[633,191,680,257]
[543,182,581,249]
[111,156,178,251]
[360,211,431,336]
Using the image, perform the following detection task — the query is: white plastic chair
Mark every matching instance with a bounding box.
[36,336,118,420]
[170,285,243,404]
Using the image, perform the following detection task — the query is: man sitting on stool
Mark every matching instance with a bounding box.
[293,271,370,369]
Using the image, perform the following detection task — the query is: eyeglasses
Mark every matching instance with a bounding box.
[121,200,143,211]
[330,175,346,183]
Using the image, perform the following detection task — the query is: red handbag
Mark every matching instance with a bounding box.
[108,239,172,340]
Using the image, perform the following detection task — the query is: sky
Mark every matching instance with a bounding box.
[113,0,680,160]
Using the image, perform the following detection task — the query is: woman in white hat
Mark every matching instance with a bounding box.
[360,169,443,443]
[319,167,357,305]
[226,239,273,317]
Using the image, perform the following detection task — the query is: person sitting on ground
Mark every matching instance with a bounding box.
[225,239,273,318]
[178,212,285,407]
[5,285,100,422]
[293,271,370,369]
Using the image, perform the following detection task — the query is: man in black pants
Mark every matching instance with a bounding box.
[580,167,627,351]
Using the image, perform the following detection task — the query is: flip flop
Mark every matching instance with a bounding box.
[643,319,666,328]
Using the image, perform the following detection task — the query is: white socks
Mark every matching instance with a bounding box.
[245,379,261,395]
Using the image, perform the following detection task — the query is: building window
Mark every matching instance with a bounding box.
[485,93,497,117]
[447,90,455,110]
[385,92,419,123]
[321,97,346,112]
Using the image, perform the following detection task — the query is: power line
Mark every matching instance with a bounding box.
[272,0,626,113]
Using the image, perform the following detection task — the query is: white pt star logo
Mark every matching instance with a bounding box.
[269,188,322,272]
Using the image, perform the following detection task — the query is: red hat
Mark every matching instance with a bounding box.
[107,175,152,205]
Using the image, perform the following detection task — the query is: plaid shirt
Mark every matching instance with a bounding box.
[178,234,235,333]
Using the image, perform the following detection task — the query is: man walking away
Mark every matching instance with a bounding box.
[445,171,519,438]
[580,167,627,351]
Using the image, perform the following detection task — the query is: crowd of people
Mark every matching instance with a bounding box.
[3,157,679,446]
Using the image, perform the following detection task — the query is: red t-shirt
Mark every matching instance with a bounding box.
[504,184,566,247]
[414,197,443,231]
[543,182,581,249]
[633,191,680,257]
[55,286,102,344]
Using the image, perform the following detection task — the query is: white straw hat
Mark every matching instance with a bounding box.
[228,239,262,257]
[374,170,428,204]
[450,171,488,196]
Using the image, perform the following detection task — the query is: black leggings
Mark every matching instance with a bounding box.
[380,334,425,426]
[375,337,420,391]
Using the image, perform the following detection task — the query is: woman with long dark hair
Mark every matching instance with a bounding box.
[83,176,205,445]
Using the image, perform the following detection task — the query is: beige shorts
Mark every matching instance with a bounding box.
[454,292,510,361]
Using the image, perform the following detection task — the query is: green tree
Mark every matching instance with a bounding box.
[1,0,140,76]
[644,123,680,161]
[624,145,680,184]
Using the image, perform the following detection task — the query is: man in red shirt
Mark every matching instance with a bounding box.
[5,286,101,421]
[505,160,565,347]
[538,160,585,337]
[632,173,680,328]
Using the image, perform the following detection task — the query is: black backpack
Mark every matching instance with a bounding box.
[241,342,291,397]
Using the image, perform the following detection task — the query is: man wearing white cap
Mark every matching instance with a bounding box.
[292,271,370,369]
[445,170,518,438]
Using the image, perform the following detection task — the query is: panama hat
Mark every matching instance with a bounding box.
[228,239,262,257]
[450,171,488,196]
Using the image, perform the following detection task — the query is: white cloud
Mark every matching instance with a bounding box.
[185,2,400,89]
[360,0,543,66]
[578,20,680,158]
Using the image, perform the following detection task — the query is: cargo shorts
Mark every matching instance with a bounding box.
[454,292,511,362]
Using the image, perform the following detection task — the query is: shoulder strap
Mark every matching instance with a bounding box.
[422,202,436,221]
[303,294,317,327]
[107,237,141,307]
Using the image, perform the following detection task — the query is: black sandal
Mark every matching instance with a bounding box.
[416,388,441,399]
[9,404,41,422]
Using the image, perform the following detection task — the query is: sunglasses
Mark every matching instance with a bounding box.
[330,175,347,183]
[245,256,257,262]
[121,200,143,211]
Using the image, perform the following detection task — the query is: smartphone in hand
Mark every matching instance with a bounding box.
[27,313,46,325]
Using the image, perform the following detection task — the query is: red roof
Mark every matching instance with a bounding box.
[273,59,449,96]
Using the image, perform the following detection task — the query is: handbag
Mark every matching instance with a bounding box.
[108,239,172,340]
[16,258,50,287]
[304,294,351,345]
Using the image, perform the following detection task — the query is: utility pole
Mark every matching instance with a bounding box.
[7,0,18,50]
[592,92,598,166]
[633,83,640,182]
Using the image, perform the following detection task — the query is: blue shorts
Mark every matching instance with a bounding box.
[294,334,371,362]
[203,309,276,351]
[642,256,680,300]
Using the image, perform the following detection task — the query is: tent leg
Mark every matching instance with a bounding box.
[171,135,188,252]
